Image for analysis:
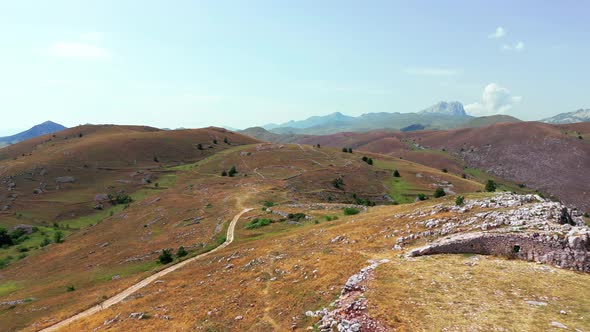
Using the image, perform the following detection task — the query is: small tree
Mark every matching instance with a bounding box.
[0,227,13,246]
[213,139,218,144]
[441,168,448,173]
[393,170,400,177]
[342,147,348,153]
[316,144,321,148]
[159,249,173,264]
[455,195,465,206]
[197,143,203,150]
[53,231,64,243]
[224,137,229,144]
[367,158,373,165]
[221,170,228,176]
[361,156,368,162]
[176,246,188,258]
[228,166,237,177]
[433,188,446,198]
[348,147,352,153]
[331,177,344,189]
[417,193,427,201]
[485,180,497,192]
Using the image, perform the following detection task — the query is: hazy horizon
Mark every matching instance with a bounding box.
[1,1,588,134]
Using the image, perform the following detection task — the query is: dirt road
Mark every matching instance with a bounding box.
[39,208,253,332]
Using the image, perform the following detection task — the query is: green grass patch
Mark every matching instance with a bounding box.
[0,281,22,297]
[245,218,274,229]
[343,207,360,215]
[91,261,159,283]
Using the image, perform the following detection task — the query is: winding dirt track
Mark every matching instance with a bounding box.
[39,208,253,332]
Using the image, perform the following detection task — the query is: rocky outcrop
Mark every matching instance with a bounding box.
[405,193,590,272]
[307,260,389,332]
[409,231,590,272]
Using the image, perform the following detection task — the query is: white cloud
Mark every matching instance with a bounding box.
[488,26,506,39]
[502,41,525,52]
[465,83,522,116]
[404,67,459,77]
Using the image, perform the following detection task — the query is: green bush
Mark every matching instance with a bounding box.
[0,227,13,246]
[287,213,306,221]
[442,168,448,173]
[53,231,64,244]
[343,207,360,215]
[109,193,133,205]
[433,188,446,198]
[176,246,188,258]
[228,166,237,177]
[245,218,273,229]
[455,195,465,206]
[417,193,427,201]
[393,170,401,177]
[262,201,274,207]
[158,249,174,264]
[40,237,51,247]
[66,285,75,292]
[485,180,497,192]
[221,170,228,176]
[331,177,344,189]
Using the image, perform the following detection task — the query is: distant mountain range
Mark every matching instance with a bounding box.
[542,109,590,124]
[258,102,521,135]
[0,121,66,147]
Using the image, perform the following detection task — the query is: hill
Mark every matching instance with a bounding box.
[459,114,522,127]
[0,121,66,147]
[292,122,590,212]
[542,109,590,124]
[0,132,490,331]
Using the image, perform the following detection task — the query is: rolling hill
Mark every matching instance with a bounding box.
[0,124,588,332]
[288,122,590,212]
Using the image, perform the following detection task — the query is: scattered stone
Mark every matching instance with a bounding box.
[235,315,243,320]
[129,312,145,319]
[551,321,568,329]
[55,176,76,184]
[526,301,548,306]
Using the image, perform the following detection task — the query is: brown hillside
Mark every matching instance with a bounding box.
[293,122,590,212]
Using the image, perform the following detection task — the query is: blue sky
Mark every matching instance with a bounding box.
[1,0,588,135]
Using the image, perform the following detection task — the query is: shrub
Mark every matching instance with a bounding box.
[342,147,348,153]
[153,156,159,163]
[224,137,229,144]
[66,285,75,292]
[287,213,306,221]
[461,173,467,179]
[331,177,344,189]
[213,139,218,144]
[245,218,273,229]
[442,168,448,173]
[40,237,51,247]
[325,215,338,221]
[583,212,589,218]
[176,246,188,258]
[417,193,427,201]
[262,201,274,207]
[433,188,446,198]
[348,147,352,153]
[158,249,174,264]
[343,207,360,215]
[316,144,321,148]
[518,183,526,188]
[228,166,237,177]
[393,170,400,177]
[53,231,64,244]
[221,170,228,176]
[485,180,497,192]
[579,135,583,140]
[455,195,465,206]
[109,193,133,205]
[367,158,373,165]
[361,156,368,162]
[197,143,203,150]
[0,227,13,246]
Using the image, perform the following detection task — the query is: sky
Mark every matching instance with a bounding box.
[1,0,589,135]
